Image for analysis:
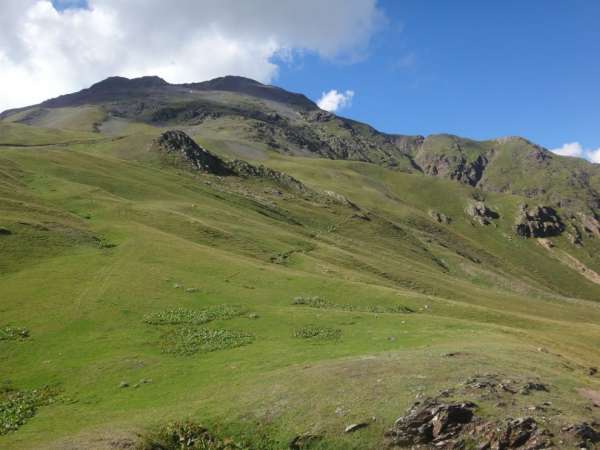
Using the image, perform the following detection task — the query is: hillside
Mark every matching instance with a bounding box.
[1,77,599,449]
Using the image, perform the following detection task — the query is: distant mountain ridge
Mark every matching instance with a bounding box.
[3,75,600,238]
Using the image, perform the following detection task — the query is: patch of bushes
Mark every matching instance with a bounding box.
[136,420,239,449]
[136,420,278,450]
[293,325,341,341]
[0,386,57,435]
[292,296,414,314]
[144,305,247,326]
[161,327,254,356]
[0,326,29,341]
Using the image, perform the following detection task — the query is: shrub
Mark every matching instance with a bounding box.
[0,386,56,435]
[136,420,240,449]
[161,327,254,356]
[292,296,414,314]
[0,326,29,341]
[144,305,247,326]
[293,325,341,341]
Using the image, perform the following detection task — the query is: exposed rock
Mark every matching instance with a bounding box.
[578,213,600,238]
[415,138,489,186]
[385,398,476,447]
[520,382,548,395]
[323,190,359,209]
[154,130,233,175]
[288,433,322,449]
[429,210,452,224]
[466,201,499,225]
[228,159,307,192]
[514,204,564,238]
[344,422,369,433]
[154,130,310,193]
[562,422,600,448]
[477,417,553,450]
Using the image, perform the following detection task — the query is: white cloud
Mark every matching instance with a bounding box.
[0,0,383,112]
[317,89,355,112]
[551,142,600,163]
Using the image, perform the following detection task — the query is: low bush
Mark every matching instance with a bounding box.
[144,305,247,326]
[0,326,29,341]
[293,325,341,341]
[0,386,57,435]
[292,296,414,314]
[161,327,254,356]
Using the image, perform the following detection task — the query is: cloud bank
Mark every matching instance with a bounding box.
[317,89,355,112]
[551,142,600,164]
[0,0,383,112]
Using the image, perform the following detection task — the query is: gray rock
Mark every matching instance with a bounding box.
[514,204,564,238]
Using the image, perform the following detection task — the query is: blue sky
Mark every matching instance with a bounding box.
[277,1,600,152]
[17,1,600,155]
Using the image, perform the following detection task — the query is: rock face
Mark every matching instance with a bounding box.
[416,152,489,187]
[227,159,306,192]
[514,204,564,238]
[154,130,308,193]
[465,201,499,225]
[386,398,554,449]
[155,130,233,175]
[385,399,476,447]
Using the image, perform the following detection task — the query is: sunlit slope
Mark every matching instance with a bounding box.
[0,124,599,449]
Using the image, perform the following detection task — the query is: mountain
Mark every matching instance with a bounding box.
[1,77,600,449]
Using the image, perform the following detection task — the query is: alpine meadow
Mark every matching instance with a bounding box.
[1,2,600,449]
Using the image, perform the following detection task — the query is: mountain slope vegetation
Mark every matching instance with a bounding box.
[1,77,599,449]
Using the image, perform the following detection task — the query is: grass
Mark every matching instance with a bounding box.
[0,118,599,449]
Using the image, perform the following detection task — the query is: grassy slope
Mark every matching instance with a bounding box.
[0,123,600,449]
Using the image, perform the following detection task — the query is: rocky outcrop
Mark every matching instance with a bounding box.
[514,205,564,238]
[386,398,554,449]
[155,130,233,175]
[429,210,451,224]
[417,153,489,187]
[466,201,499,225]
[385,398,476,447]
[154,130,309,192]
[227,159,306,192]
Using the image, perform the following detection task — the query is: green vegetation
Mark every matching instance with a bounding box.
[0,327,29,341]
[160,327,255,356]
[144,305,247,326]
[292,296,414,314]
[293,325,342,341]
[0,387,57,435]
[1,79,600,449]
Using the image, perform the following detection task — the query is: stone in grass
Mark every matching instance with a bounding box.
[0,227,11,235]
[345,422,369,433]
[119,381,129,388]
[185,288,199,293]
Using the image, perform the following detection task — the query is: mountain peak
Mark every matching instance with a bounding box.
[89,75,169,91]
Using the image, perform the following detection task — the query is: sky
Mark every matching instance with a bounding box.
[1,0,598,161]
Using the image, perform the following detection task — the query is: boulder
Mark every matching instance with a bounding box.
[385,399,476,446]
[466,201,499,225]
[514,204,564,238]
[429,210,452,224]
